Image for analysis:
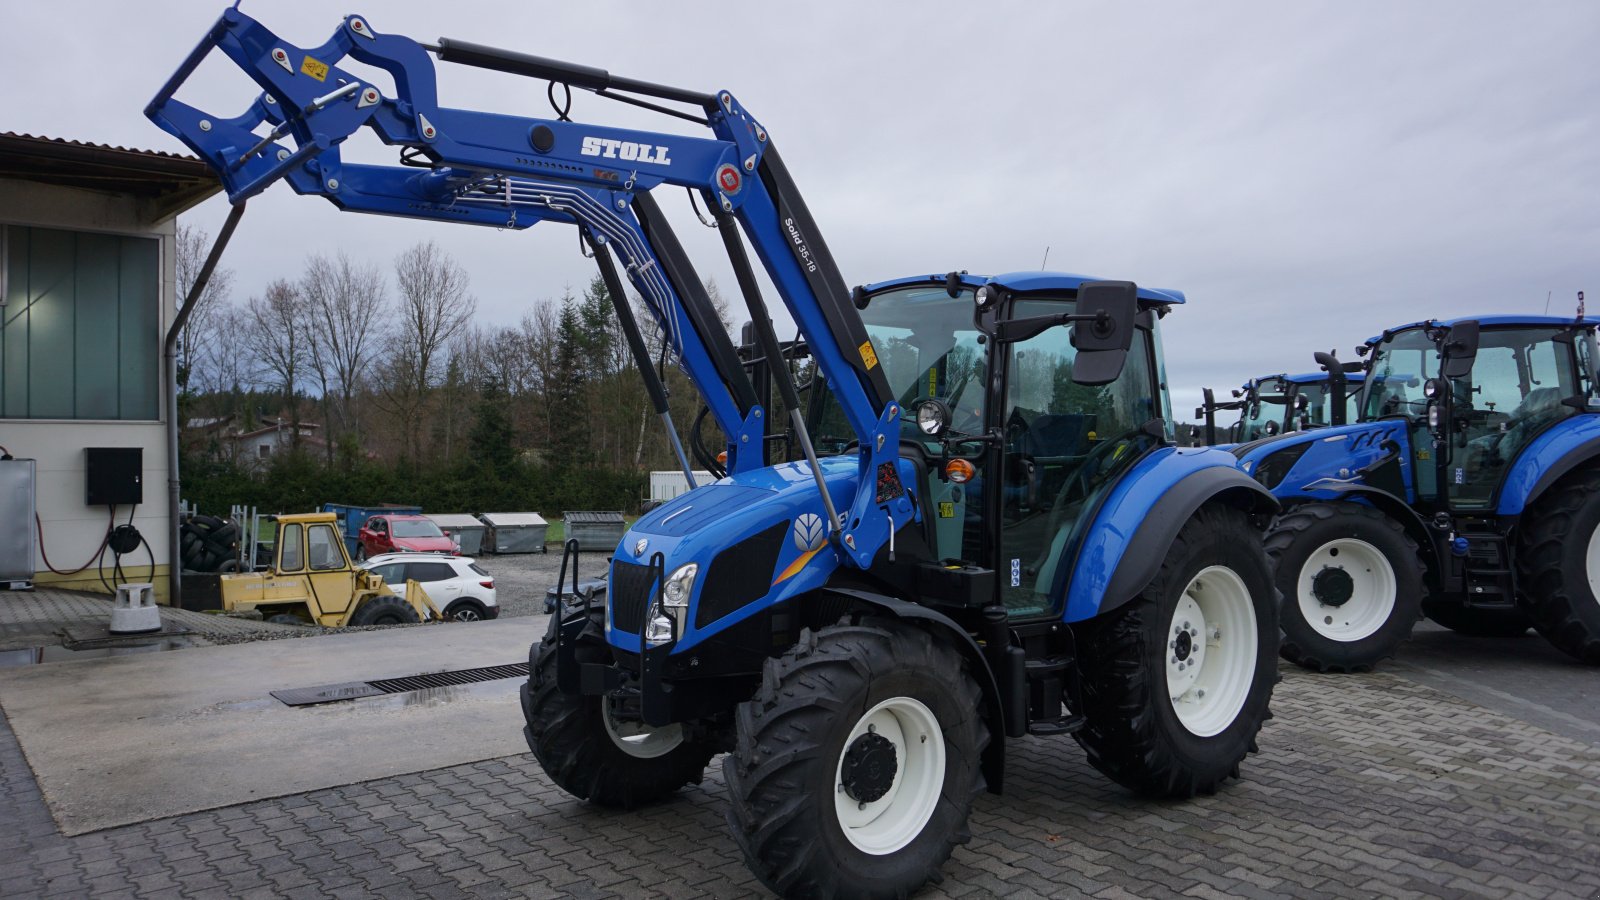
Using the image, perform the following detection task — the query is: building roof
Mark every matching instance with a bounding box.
[0,132,219,221]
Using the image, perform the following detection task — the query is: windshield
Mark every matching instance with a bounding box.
[1360,329,1434,419]
[811,285,986,452]
[1234,377,1291,442]
[391,519,444,538]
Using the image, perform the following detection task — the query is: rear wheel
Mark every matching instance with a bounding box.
[347,595,420,626]
[1422,599,1530,638]
[1266,503,1424,672]
[522,610,715,807]
[1517,469,1600,664]
[445,600,489,622]
[1075,504,1277,797]
[724,619,986,899]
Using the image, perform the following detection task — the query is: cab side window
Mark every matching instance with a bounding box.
[307,524,343,570]
[279,523,304,571]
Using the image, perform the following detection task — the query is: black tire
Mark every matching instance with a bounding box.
[522,610,716,807]
[445,599,488,622]
[1075,504,1278,798]
[1517,469,1600,664]
[216,559,242,574]
[723,619,987,899]
[1265,502,1424,672]
[267,614,305,626]
[1421,599,1531,638]
[347,595,421,627]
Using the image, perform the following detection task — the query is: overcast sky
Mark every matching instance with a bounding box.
[4,1,1597,419]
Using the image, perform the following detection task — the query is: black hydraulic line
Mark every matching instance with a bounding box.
[585,232,698,488]
[433,38,716,108]
[1200,388,1218,446]
[756,145,892,409]
[164,201,247,609]
[631,192,761,414]
[715,211,801,414]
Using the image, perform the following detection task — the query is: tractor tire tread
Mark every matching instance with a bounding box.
[1516,468,1600,664]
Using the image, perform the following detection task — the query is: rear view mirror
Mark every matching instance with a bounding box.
[1442,320,1479,380]
[1070,281,1139,386]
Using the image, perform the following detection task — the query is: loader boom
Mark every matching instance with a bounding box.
[147,9,907,567]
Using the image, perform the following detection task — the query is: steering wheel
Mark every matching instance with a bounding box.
[1074,428,1142,498]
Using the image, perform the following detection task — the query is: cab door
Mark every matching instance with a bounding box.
[995,300,1161,618]
[304,522,357,616]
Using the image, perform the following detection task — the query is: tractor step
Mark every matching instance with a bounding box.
[1027,713,1085,736]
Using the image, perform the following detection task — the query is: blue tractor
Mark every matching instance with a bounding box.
[1234,315,1600,671]
[149,11,1281,896]
[1195,368,1365,447]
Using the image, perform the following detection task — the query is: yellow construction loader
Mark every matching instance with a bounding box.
[218,512,439,627]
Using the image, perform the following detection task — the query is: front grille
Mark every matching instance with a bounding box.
[697,521,789,628]
[610,559,658,633]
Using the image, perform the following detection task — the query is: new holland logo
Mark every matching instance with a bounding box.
[793,513,826,552]
[579,136,672,165]
[634,538,649,557]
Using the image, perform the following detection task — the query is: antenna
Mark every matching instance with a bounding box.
[1544,291,1552,315]
[1040,245,1050,271]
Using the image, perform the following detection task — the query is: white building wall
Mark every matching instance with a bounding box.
[0,176,179,600]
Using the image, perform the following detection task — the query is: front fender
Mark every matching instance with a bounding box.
[1497,415,1600,515]
[1060,448,1276,623]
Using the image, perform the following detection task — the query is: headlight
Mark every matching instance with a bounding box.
[1424,378,1441,399]
[1427,400,1441,430]
[975,285,997,308]
[644,614,675,646]
[914,398,950,436]
[663,563,697,608]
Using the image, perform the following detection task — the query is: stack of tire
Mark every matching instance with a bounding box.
[180,514,241,573]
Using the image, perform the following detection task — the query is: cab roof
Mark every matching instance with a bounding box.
[1246,371,1367,388]
[1367,315,1597,344]
[860,271,1186,306]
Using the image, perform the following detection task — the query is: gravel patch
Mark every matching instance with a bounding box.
[470,548,610,619]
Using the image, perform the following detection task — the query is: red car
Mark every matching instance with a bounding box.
[356,514,457,558]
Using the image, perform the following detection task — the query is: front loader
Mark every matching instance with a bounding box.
[149,11,1281,896]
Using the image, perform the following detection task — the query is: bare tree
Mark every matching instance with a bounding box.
[382,240,476,461]
[244,278,306,447]
[174,223,235,396]
[301,251,388,458]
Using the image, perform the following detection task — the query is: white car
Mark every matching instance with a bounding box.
[359,552,499,622]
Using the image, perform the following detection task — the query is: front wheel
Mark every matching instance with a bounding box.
[1075,503,1278,797]
[522,611,716,807]
[724,619,987,899]
[1516,469,1600,664]
[347,595,420,626]
[1266,503,1424,672]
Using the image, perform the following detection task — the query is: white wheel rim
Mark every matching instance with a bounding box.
[1167,566,1258,738]
[833,697,945,856]
[1295,538,1397,642]
[1587,524,1600,602]
[602,703,684,759]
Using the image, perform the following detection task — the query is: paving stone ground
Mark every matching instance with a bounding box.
[3,665,1600,898]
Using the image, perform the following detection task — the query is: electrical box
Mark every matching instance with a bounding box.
[85,447,143,506]
[0,457,36,586]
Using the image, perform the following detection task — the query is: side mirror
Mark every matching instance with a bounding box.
[1441,320,1480,380]
[1070,281,1139,386]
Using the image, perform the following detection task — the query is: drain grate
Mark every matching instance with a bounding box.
[272,662,529,707]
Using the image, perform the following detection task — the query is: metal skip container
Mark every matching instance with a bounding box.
[425,513,487,556]
[562,510,626,552]
[478,512,549,554]
[0,458,37,587]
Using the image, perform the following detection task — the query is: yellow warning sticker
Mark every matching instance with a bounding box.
[859,340,879,370]
[938,501,955,519]
[301,56,329,81]
[1416,449,1431,460]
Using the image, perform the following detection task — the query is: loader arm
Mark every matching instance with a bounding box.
[147,8,904,568]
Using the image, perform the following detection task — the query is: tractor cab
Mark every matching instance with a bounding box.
[1358,316,1599,510]
[1197,370,1365,447]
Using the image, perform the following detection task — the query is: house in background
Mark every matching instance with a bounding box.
[225,418,324,472]
[0,132,218,602]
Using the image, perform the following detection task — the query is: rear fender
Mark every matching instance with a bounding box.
[825,587,1006,796]
[1062,448,1277,623]
[1496,415,1600,515]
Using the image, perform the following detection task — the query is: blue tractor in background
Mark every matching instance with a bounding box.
[1195,368,1365,447]
[1234,314,1600,671]
[149,10,1282,896]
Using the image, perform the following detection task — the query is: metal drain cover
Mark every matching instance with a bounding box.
[271,662,530,707]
